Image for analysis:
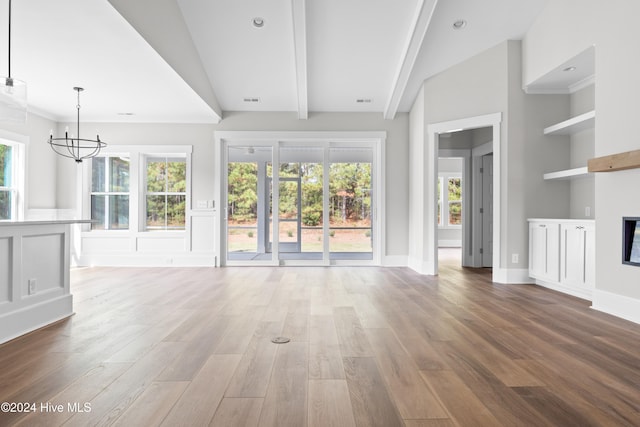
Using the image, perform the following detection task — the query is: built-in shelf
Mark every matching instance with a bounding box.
[543,110,595,135]
[544,167,590,180]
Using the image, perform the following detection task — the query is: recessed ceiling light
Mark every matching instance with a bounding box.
[563,66,577,72]
[452,19,467,30]
[252,17,264,28]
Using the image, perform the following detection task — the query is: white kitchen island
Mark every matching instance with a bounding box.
[0,220,90,344]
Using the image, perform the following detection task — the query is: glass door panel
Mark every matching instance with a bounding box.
[278,147,324,261]
[329,147,373,260]
[226,146,272,261]
[300,162,323,254]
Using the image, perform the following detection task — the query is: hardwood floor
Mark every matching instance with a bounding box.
[1,251,640,426]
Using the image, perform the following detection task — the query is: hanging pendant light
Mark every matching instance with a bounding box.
[48,87,106,163]
[1,0,27,123]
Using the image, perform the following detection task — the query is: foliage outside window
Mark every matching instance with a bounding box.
[0,143,14,220]
[146,156,186,230]
[438,176,462,227]
[91,156,130,230]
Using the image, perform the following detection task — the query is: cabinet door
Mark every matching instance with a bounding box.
[529,222,560,282]
[561,223,595,289]
[583,224,596,288]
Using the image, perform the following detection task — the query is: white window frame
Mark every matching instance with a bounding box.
[142,154,188,231]
[0,132,26,222]
[89,154,131,230]
[82,145,192,234]
[438,174,462,229]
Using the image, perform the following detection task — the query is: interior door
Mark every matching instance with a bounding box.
[482,154,493,267]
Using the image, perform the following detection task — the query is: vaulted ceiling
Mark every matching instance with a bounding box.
[1,0,550,124]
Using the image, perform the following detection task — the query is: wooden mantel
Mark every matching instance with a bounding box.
[588,149,640,172]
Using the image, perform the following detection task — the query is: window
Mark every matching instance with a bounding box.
[0,143,15,220]
[0,138,24,221]
[90,156,130,230]
[438,175,462,227]
[84,146,191,234]
[145,156,186,230]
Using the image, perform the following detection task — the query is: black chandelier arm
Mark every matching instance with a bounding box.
[48,136,107,163]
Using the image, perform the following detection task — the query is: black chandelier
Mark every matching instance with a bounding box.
[48,87,106,163]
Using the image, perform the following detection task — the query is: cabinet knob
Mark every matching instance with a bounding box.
[539,224,546,228]
[576,226,584,230]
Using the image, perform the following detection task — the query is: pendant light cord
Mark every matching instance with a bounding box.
[8,0,11,78]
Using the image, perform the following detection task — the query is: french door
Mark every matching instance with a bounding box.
[223,138,379,266]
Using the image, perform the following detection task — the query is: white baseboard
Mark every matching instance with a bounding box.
[77,253,217,267]
[407,256,436,275]
[438,240,461,248]
[0,295,73,345]
[492,268,533,284]
[592,289,640,325]
[382,255,408,267]
[533,279,592,301]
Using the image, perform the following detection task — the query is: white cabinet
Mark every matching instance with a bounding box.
[528,219,595,300]
[529,221,560,282]
[560,222,595,290]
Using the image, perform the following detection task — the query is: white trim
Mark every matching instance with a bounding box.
[384,0,439,120]
[592,289,640,325]
[425,112,502,279]
[493,268,534,285]
[407,256,435,276]
[532,278,590,299]
[438,148,470,158]
[522,75,595,95]
[438,239,461,247]
[523,87,571,95]
[0,132,27,221]
[382,255,408,267]
[472,141,493,157]
[99,145,193,154]
[568,75,596,94]
[0,295,73,345]
[77,254,216,267]
[215,131,387,143]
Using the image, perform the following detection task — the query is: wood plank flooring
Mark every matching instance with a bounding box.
[2,250,640,426]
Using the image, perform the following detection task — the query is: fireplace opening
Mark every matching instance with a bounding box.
[623,217,640,266]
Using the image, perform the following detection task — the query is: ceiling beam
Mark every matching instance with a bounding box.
[291,0,308,119]
[107,0,223,123]
[383,0,438,120]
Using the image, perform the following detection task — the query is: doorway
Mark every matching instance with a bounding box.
[427,113,502,280]
[218,132,384,266]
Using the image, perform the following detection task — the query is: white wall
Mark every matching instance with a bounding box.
[524,0,640,322]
